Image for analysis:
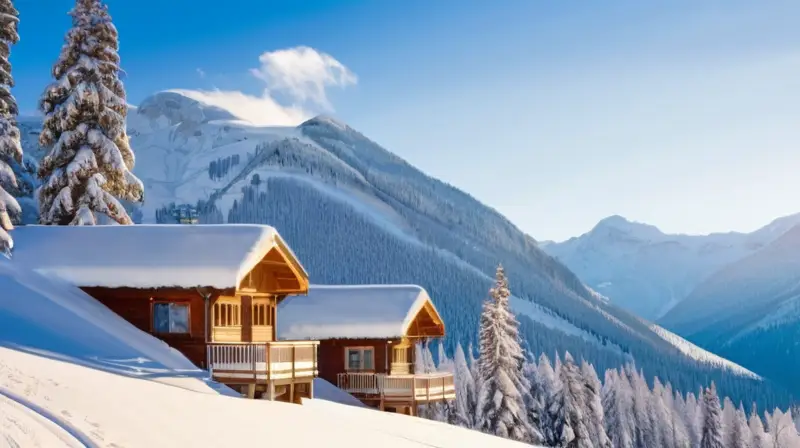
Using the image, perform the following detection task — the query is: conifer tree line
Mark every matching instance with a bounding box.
[0,0,142,251]
[416,265,800,447]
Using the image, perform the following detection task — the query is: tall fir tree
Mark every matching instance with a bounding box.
[581,359,612,448]
[749,405,768,448]
[538,352,562,446]
[602,369,635,448]
[700,382,724,448]
[475,264,541,444]
[452,343,477,429]
[552,352,593,448]
[0,0,21,252]
[729,403,752,448]
[37,0,143,225]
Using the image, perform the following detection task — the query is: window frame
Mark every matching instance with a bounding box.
[212,298,242,328]
[344,346,375,372]
[151,300,192,336]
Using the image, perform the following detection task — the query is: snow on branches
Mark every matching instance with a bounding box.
[38,0,142,225]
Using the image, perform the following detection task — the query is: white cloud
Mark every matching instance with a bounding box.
[250,46,358,110]
[178,47,356,126]
[172,89,308,127]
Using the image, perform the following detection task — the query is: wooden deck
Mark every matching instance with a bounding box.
[337,372,455,406]
[207,341,319,384]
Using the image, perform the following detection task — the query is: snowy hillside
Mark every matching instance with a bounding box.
[12,90,792,409]
[0,260,527,448]
[541,214,800,320]
[659,224,800,395]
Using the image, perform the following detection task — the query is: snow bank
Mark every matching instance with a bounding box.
[0,259,212,383]
[278,284,437,340]
[312,378,367,408]
[0,344,525,447]
[10,224,302,290]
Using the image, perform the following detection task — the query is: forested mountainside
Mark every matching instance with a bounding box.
[13,91,795,408]
[541,214,800,320]
[660,224,800,396]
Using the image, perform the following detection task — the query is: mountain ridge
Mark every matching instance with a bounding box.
[12,90,793,407]
[541,213,800,319]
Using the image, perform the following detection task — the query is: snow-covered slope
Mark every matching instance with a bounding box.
[659,224,800,395]
[13,90,791,409]
[0,260,526,447]
[541,214,800,320]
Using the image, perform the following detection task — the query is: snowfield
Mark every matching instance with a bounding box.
[0,260,527,447]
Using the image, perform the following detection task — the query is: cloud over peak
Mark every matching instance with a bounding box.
[181,46,356,126]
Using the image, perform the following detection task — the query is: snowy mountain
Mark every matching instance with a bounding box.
[12,91,793,408]
[659,223,800,394]
[540,214,800,320]
[0,259,527,447]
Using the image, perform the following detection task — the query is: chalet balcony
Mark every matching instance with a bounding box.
[206,341,319,383]
[336,372,455,404]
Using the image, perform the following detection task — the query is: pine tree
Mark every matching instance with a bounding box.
[538,353,562,446]
[452,343,477,429]
[0,0,21,252]
[686,392,703,448]
[749,405,768,448]
[38,0,143,225]
[552,352,593,448]
[475,264,541,444]
[602,369,635,448]
[700,382,724,448]
[728,403,752,448]
[581,360,611,448]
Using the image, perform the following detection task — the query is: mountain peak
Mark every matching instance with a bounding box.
[300,114,350,131]
[137,90,239,126]
[591,215,663,239]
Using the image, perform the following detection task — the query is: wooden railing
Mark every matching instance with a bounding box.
[337,372,455,403]
[207,341,319,382]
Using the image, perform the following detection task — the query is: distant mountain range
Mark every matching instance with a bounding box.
[540,214,800,320]
[541,213,800,396]
[12,91,793,407]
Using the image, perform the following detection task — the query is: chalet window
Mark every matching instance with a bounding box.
[252,299,274,327]
[153,303,189,334]
[345,347,374,371]
[213,302,241,327]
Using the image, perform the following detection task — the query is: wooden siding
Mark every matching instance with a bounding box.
[81,287,213,368]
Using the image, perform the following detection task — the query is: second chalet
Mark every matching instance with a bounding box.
[12,224,318,403]
[277,284,455,415]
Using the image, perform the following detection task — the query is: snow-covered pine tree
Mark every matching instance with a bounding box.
[624,365,655,448]
[525,358,546,438]
[538,353,561,446]
[37,0,143,225]
[0,0,21,252]
[602,368,635,448]
[700,382,724,448]
[729,403,752,448]
[721,397,735,445]
[452,343,477,428]
[766,408,800,448]
[650,377,673,448]
[581,359,611,448]
[475,265,541,444]
[686,391,703,448]
[749,405,768,448]
[661,382,689,448]
[437,341,454,373]
[551,352,593,448]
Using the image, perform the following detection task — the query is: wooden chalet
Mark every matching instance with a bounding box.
[277,284,455,415]
[12,224,319,403]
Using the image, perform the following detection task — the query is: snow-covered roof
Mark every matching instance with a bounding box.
[10,224,306,290]
[277,284,442,340]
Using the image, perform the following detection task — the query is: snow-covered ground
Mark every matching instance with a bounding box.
[0,260,527,447]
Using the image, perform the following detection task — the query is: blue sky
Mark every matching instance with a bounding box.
[13,0,800,241]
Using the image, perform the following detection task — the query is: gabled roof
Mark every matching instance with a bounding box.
[10,224,307,290]
[277,284,444,340]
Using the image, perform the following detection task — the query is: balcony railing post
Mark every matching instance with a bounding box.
[266,343,272,381]
[292,345,296,379]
